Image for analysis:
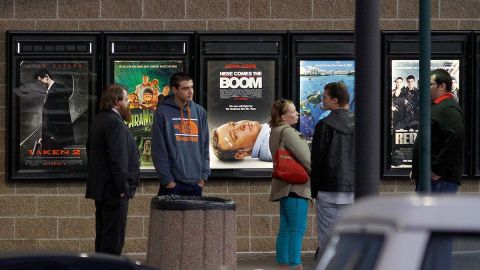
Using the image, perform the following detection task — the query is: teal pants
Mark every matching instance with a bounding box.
[276,196,308,267]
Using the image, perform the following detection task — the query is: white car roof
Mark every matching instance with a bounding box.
[339,194,480,232]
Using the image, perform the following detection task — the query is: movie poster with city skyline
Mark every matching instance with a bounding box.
[299,60,355,142]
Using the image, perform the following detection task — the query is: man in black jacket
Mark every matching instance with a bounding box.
[412,69,464,192]
[311,81,355,253]
[33,69,74,150]
[85,84,140,255]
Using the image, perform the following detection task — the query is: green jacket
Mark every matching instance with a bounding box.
[412,96,464,185]
[269,124,311,202]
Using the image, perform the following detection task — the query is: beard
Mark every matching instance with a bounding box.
[118,104,132,123]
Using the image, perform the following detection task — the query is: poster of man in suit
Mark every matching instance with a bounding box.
[15,61,90,172]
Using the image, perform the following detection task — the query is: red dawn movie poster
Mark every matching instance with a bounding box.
[390,59,460,169]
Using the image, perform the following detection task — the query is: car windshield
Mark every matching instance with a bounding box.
[315,233,384,270]
[421,233,480,270]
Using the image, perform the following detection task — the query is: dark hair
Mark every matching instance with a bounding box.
[406,75,415,81]
[33,68,52,80]
[324,81,350,107]
[170,72,193,90]
[143,88,153,95]
[269,98,293,128]
[100,84,126,111]
[395,77,403,82]
[431,69,453,91]
[211,130,241,161]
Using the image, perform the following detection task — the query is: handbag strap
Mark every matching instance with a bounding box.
[278,126,290,148]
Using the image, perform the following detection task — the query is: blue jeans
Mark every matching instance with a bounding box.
[431,180,458,193]
[423,235,453,270]
[158,181,203,196]
[276,197,308,267]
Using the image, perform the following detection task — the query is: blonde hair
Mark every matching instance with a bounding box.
[269,98,293,128]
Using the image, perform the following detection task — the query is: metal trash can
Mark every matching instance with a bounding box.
[146,195,236,270]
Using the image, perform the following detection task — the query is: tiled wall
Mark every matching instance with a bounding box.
[1,0,480,261]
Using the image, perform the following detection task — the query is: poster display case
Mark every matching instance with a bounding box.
[198,32,287,178]
[474,32,480,177]
[6,30,478,181]
[104,32,194,178]
[7,32,101,181]
[290,32,355,142]
[382,32,473,177]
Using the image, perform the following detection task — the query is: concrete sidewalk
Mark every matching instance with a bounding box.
[136,252,316,269]
[237,253,316,270]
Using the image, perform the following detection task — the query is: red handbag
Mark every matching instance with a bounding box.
[272,128,309,184]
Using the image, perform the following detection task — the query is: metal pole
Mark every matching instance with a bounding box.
[418,0,432,192]
[354,0,380,198]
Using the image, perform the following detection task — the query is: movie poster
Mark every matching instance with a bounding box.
[16,61,90,172]
[114,60,183,170]
[299,60,355,142]
[207,60,276,169]
[390,59,460,168]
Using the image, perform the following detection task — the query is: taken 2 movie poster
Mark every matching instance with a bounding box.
[15,61,90,174]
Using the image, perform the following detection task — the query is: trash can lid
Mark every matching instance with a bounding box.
[151,195,236,211]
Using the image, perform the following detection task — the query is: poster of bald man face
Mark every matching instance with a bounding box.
[206,60,276,170]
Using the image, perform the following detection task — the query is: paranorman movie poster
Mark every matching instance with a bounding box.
[114,60,183,170]
[15,61,90,173]
[299,60,355,142]
[390,59,460,169]
[207,60,276,169]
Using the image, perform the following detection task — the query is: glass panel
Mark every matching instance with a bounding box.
[16,61,90,173]
[298,60,355,143]
[421,233,480,270]
[207,60,276,169]
[389,60,460,169]
[315,233,384,270]
[113,60,184,171]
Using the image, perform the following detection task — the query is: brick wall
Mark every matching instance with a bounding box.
[1,0,480,261]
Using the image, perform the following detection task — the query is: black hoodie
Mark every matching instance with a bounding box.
[310,109,355,197]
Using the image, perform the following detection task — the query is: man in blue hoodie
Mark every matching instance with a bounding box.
[152,72,210,196]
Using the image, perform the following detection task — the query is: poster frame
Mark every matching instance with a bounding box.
[104,32,195,179]
[198,32,287,179]
[474,32,480,177]
[289,31,355,142]
[381,31,473,178]
[6,31,101,182]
